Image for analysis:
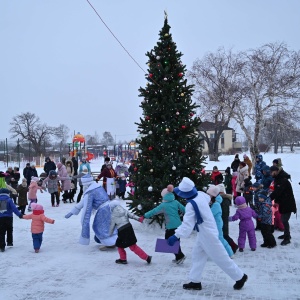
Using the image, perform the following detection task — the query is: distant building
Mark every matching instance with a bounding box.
[198,121,242,154]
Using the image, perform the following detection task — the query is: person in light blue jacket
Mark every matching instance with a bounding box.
[207,186,234,258]
[142,185,186,264]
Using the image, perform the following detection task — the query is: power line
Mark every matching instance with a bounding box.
[86,0,146,74]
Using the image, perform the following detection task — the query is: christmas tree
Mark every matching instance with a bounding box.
[129,14,207,226]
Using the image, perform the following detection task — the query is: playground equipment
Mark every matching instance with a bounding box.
[69,132,94,161]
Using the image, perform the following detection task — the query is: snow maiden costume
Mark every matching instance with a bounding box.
[65,174,117,247]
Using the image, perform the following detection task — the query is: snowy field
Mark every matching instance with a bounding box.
[1,152,300,300]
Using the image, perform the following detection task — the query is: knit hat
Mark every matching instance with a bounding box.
[213,166,218,170]
[235,154,239,159]
[217,183,226,194]
[31,177,39,182]
[104,157,110,162]
[270,166,279,172]
[243,154,248,159]
[273,159,279,164]
[262,165,270,172]
[31,203,43,210]
[0,171,8,178]
[252,182,260,188]
[161,184,174,197]
[225,167,231,174]
[235,196,246,206]
[0,188,10,194]
[81,174,94,186]
[206,185,220,197]
[258,193,268,200]
[174,177,198,199]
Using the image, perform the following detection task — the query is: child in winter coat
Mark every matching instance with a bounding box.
[27,177,43,212]
[207,186,234,258]
[229,196,257,252]
[231,172,238,201]
[116,173,127,200]
[142,185,186,264]
[217,184,238,253]
[243,176,253,206]
[224,167,232,195]
[22,203,55,253]
[109,200,151,265]
[256,192,277,248]
[252,182,264,230]
[42,171,60,207]
[17,178,29,215]
[0,188,23,252]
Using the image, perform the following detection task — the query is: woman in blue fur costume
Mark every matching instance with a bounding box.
[65,174,117,249]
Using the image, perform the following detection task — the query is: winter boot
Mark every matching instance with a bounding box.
[281,239,291,246]
[146,256,152,264]
[183,282,202,290]
[233,274,248,290]
[115,259,127,264]
[278,234,291,240]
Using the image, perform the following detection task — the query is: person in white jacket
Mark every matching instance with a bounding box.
[167,177,248,291]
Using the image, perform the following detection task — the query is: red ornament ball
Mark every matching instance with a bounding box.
[149,73,153,78]
[148,146,153,151]
[178,72,183,77]
[181,148,185,153]
[145,116,150,120]
[190,112,194,117]
[192,170,196,174]
[134,167,138,172]
[181,125,186,129]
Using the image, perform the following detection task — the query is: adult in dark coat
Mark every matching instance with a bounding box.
[71,157,78,176]
[231,154,240,172]
[43,157,56,176]
[269,166,297,246]
[23,164,38,187]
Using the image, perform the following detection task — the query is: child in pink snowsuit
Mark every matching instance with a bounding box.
[229,196,257,252]
[231,172,238,201]
[27,177,43,212]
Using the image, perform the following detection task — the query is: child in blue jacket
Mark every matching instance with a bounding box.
[0,188,23,252]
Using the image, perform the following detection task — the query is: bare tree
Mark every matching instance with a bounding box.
[9,112,54,156]
[53,124,70,145]
[234,43,300,160]
[188,48,245,160]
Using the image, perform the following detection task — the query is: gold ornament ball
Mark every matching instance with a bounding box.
[180,93,185,96]
[164,33,169,37]
[150,169,153,172]
[166,128,170,132]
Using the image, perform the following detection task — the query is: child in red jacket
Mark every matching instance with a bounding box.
[22,203,55,253]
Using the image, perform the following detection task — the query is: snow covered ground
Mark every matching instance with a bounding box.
[1,153,300,300]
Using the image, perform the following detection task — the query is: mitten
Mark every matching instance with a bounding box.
[167,235,179,246]
[52,220,55,224]
[228,216,233,222]
[138,216,144,223]
[65,212,73,219]
[95,178,99,183]
[19,214,23,219]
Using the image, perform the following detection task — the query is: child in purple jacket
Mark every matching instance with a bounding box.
[229,196,257,252]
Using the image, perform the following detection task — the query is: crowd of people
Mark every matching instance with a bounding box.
[0,153,297,292]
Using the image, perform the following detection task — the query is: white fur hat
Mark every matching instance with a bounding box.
[206,185,220,197]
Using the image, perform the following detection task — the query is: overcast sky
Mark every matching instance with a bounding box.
[1,0,300,144]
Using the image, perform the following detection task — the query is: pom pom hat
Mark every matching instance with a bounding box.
[173,177,198,199]
[161,184,174,197]
[206,186,220,197]
[31,203,44,210]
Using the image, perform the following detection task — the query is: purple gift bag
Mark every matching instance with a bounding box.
[155,238,180,254]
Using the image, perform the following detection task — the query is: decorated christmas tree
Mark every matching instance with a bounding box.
[129,14,207,226]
